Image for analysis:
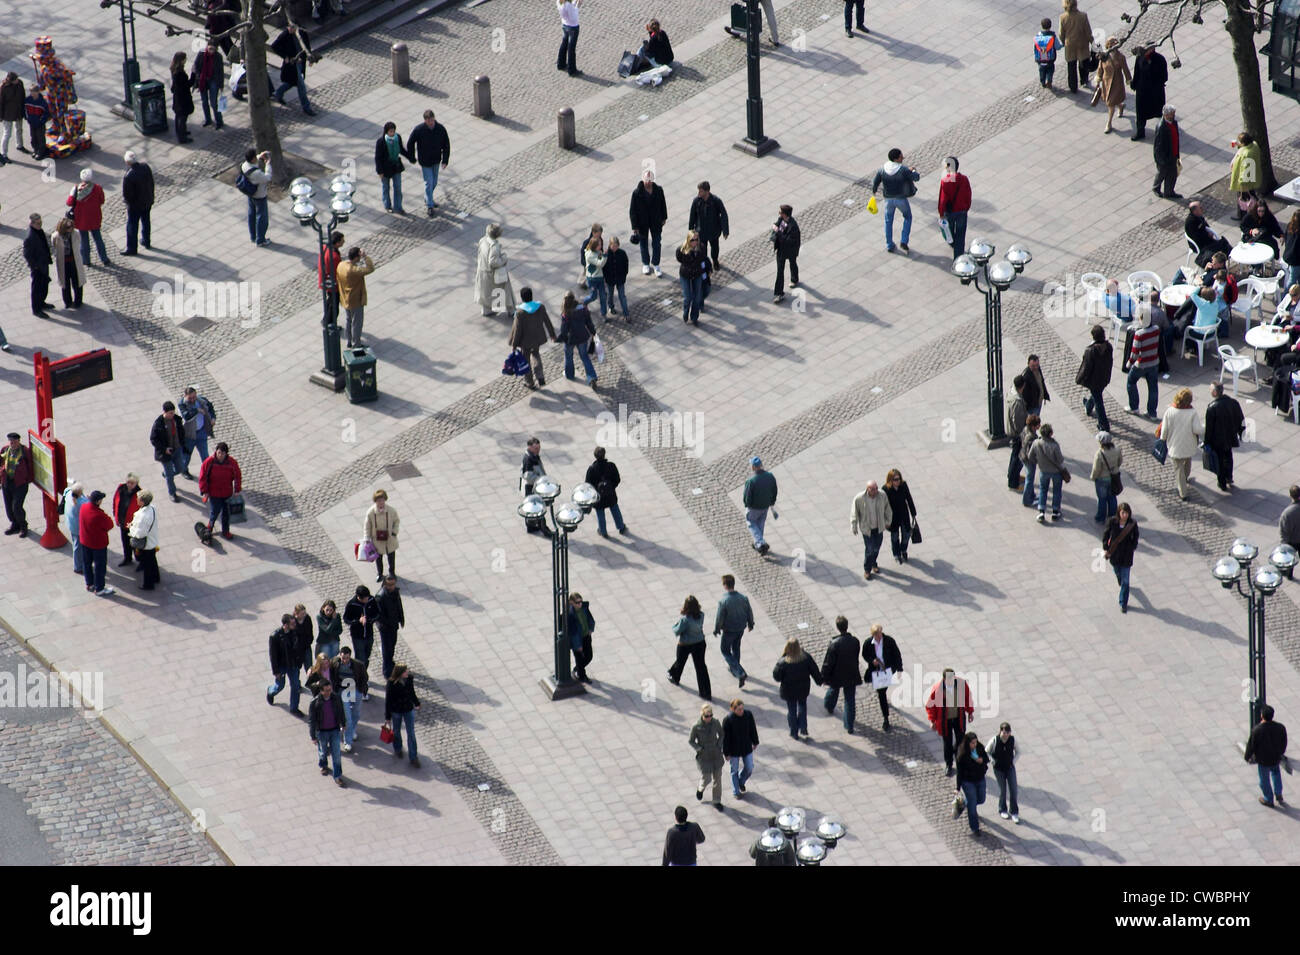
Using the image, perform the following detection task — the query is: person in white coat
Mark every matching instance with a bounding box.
[1158,387,1203,500]
[474,223,515,317]
[127,489,161,590]
[51,217,86,308]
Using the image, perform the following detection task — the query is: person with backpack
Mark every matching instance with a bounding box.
[688,181,729,271]
[1033,18,1060,89]
[239,148,273,247]
[870,148,921,254]
[987,721,1020,823]
[584,446,627,537]
[603,236,630,318]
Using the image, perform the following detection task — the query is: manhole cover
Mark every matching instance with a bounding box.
[385,462,422,481]
[179,316,217,334]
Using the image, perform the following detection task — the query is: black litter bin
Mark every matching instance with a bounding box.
[342,347,378,403]
[132,80,167,134]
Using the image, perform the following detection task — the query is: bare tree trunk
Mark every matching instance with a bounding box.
[1224,0,1276,191]
[243,0,290,184]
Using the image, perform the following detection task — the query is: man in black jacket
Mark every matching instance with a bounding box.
[308,680,347,786]
[375,575,405,680]
[862,623,903,731]
[271,24,316,115]
[122,151,155,256]
[1152,105,1181,199]
[771,204,800,303]
[1204,381,1245,491]
[1185,200,1231,265]
[688,181,729,270]
[268,614,303,716]
[23,213,52,318]
[1245,704,1288,806]
[821,616,862,734]
[520,436,552,537]
[628,170,668,276]
[584,446,627,537]
[343,585,379,677]
[331,646,368,752]
[406,110,451,216]
[1007,376,1028,491]
[1076,325,1114,431]
[662,806,705,865]
[1021,355,1050,415]
[1130,43,1168,141]
[149,401,187,502]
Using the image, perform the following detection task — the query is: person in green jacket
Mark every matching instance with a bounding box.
[689,703,726,810]
[1229,132,1262,219]
[743,456,777,555]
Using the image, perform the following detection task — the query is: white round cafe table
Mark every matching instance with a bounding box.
[1160,284,1196,307]
[1245,325,1289,351]
[1231,242,1274,266]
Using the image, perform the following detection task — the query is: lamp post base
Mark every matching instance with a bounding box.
[539,674,588,701]
[733,136,779,157]
[310,369,346,392]
[977,429,1010,450]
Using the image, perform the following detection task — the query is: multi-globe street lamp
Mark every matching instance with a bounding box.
[290,174,356,391]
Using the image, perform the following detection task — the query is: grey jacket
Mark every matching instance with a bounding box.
[1030,436,1066,474]
[871,160,920,199]
[689,717,725,769]
[714,590,753,635]
[1007,394,1028,440]
[1281,502,1300,545]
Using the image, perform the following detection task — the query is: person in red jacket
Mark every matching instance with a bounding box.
[67,168,109,266]
[924,667,974,776]
[318,230,343,327]
[199,442,242,540]
[937,156,972,261]
[1,431,34,537]
[78,490,116,596]
[112,473,141,567]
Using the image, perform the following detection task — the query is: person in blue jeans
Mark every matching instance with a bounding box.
[713,575,753,686]
[240,149,272,246]
[385,663,421,768]
[871,147,921,253]
[954,732,990,835]
[676,230,706,325]
[331,645,366,752]
[603,236,629,317]
[149,401,188,501]
[722,699,758,797]
[1244,705,1288,807]
[1029,422,1065,522]
[556,0,582,75]
[1019,414,1041,508]
[404,110,451,216]
[584,447,627,537]
[271,23,316,115]
[772,639,821,740]
[558,292,598,387]
[988,722,1020,823]
[267,615,303,715]
[309,680,346,786]
[821,616,861,734]
[1102,503,1139,613]
[581,235,607,318]
[1091,431,1121,522]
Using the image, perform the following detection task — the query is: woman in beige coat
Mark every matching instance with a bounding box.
[364,489,400,582]
[1157,388,1203,501]
[1094,37,1132,134]
[51,217,86,308]
[1059,0,1095,93]
[474,223,515,317]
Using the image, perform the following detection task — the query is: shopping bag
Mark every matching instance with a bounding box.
[1202,445,1219,473]
[867,196,879,215]
[593,336,606,363]
[870,668,895,691]
[355,539,379,562]
[1152,437,1168,464]
[501,350,529,376]
[228,63,246,96]
[228,492,247,524]
[938,217,953,245]
[380,722,394,744]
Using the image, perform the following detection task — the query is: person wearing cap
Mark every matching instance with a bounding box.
[78,491,116,596]
[22,212,52,321]
[112,474,141,566]
[127,490,161,590]
[1090,431,1122,523]
[150,401,187,502]
[61,480,87,574]
[2,433,34,537]
[66,168,109,267]
[742,456,777,555]
[122,151,155,256]
[1130,41,1168,142]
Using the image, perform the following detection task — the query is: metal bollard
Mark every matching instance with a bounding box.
[557,107,575,150]
[472,75,493,119]
[391,42,410,87]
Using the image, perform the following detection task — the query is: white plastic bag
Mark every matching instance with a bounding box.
[228,63,245,96]
[594,336,606,363]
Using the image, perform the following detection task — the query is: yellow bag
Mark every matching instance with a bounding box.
[867,196,879,215]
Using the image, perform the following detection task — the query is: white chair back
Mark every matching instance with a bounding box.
[1128,270,1163,297]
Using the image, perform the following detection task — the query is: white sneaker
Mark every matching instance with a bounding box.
[95,586,116,596]
[999,811,1010,819]
[342,743,353,753]
[653,266,663,277]
[1011,814,1020,824]
[642,265,652,275]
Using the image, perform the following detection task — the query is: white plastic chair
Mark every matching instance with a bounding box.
[1230,277,1265,336]
[1184,235,1201,273]
[1217,344,1258,395]
[1128,270,1163,298]
[1080,272,1107,318]
[1256,267,1286,308]
[1183,322,1220,366]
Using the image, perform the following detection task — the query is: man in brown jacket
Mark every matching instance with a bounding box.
[336,246,375,349]
[508,286,557,389]
[1059,0,1094,93]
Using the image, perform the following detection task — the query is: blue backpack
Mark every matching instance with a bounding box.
[1034,33,1058,64]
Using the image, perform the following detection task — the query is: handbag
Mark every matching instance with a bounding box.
[228,492,246,523]
[1061,467,1072,484]
[501,350,529,376]
[1110,471,1124,496]
[492,267,508,285]
[1152,437,1169,464]
[379,722,394,744]
[1202,445,1220,473]
[910,520,922,545]
[617,49,639,78]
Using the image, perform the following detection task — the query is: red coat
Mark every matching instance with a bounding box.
[113,483,140,528]
[199,454,242,499]
[924,677,974,734]
[1,444,33,488]
[318,245,341,290]
[937,173,972,216]
[78,503,114,549]
[66,183,106,231]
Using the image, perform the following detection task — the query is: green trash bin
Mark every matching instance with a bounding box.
[131,80,168,135]
[342,347,378,403]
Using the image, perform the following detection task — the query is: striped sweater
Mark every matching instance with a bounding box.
[1129,324,1161,369]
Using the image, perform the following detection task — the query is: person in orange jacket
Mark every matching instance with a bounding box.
[924,667,974,776]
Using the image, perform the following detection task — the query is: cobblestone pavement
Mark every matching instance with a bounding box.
[4,0,1300,865]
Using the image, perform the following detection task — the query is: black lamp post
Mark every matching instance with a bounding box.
[733,0,777,157]
[290,175,355,391]
[519,478,600,701]
[100,0,140,108]
[952,239,1032,449]
[1213,539,1296,733]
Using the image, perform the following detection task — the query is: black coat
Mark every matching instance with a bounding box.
[603,247,629,285]
[883,481,916,532]
[308,692,346,739]
[343,595,379,641]
[0,77,24,121]
[773,216,800,257]
[384,675,419,719]
[772,653,822,701]
[1245,719,1288,766]
[1186,213,1230,265]
[1021,365,1050,407]
[862,633,904,675]
[643,29,674,65]
[149,414,182,461]
[405,121,450,167]
[956,743,990,783]
[721,709,759,757]
[171,69,193,116]
[584,458,621,507]
[821,633,862,688]
[292,615,314,665]
[376,586,405,631]
[330,658,369,697]
[1102,516,1140,568]
[1132,50,1168,124]
[123,163,155,211]
[558,306,596,345]
[1076,340,1114,392]
[1204,395,1245,451]
[628,181,668,234]
[271,28,311,80]
[374,135,405,177]
[676,245,707,280]
[1153,119,1179,167]
[23,227,51,275]
[268,627,296,675]
[688,193,729,241]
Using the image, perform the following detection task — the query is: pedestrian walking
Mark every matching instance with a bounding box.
[1123,309,1161,418]
[566,591,594,683]
[308,680,346,786]
[629,170,668,276]
[331,645,367,752]
[1130,42,1168,141]
[122,150,155,256]
[925,668,974,775]
[713,575,753,687]
[206,0,240,56]
[364,489,399,581]
[556,0,582,76]
[374,121,406,214]
[841,0,867,36]
[557,292,598,388]
[292,603,314,675]
[240,148,273,247]
[67,170,109,267]
[179,386,217,476]
[1059,0,1094,92]
[78,491,115,596]
[405,110,450,216]
[343,585,379,673]
[508,288,557,390]
[271,23,317,115]
[954,732,990,836]
[1029,422,1068,523]
[1093,37,1131,135]
[773,638,821,740]
[770,204,800,303]
[1245,705,1289,807]
[599,237,629,319]
[1102,502,1139,612]
[51,218,84,309]
[581,233,608,319]
[23,84,49,160]
[2,433,34,538]
[937,157,971,260]
[688,182,730,270]
[722,698,758,797]
[668,595,712,700]
[337,246,374,348]
[584,447,627,537]
[319,229,343,328]
[520,437,553,537]
[1229,132,1261,219]
[111,473,141,566]
[1033,19,1060,89]
[0,72,25,163]
[62,481,87,575]
[821,616,861,734]
[384,662,421,768]
[191,41,224,129]
[375,575,405,681]
[1280,486,1300,578]
[863,623,903,731]
[169,52,194,142]
[987,721,1020,823]
[267,613,302,715]
[1008,376,1028,492]
[743,456,777,555]
[1019,413,1041,509]
[199,442,241,539]
[1158,388,1203,501]
[316,599,342,660]
[871,148,921,254]
[1090,431,1122,523]
[662,806,705,866]
[676,230,706,325]
[1152,106,1181,199]
[305,652,332,697]
[883,468,918,564]
[1077,324,1114,431]
[850,479,891,579]
[475,224,515,317]
[22,213,51,320]
[690,703,726,810]
[1205,381,1245,491]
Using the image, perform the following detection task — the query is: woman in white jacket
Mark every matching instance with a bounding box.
[128,490,161,590]
[473,223,515,317]
[1158,387,1203,500]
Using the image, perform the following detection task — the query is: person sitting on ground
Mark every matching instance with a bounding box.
[638,19,674,68]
